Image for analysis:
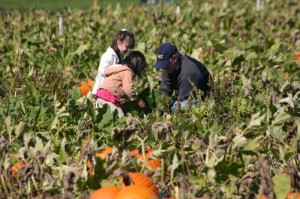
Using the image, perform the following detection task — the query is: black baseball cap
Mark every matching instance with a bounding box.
[154,43,178,69]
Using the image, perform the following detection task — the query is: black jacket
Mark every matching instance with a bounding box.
[160,54,212,101]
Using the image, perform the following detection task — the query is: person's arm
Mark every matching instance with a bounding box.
[92,53,115,95]
[177,72,198,101]
[160,69,173,96]
[122,71,145,108]
[122,71,138,101]
[99,53,116,77]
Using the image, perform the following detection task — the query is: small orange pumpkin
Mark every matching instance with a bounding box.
[143,159,161,170]
[294,53,300,63]
[122,172,159,196]
[130,148,140,156]
[95,146,113,159]
[11,153,19,158]
[79,79,94,96]
[90,186,121,199]
[11,161,25,176]
[116,185,159,199]
[136,148,161,169]
[79,82,90,96]
[87,79,94,87]
[286,192,300,199]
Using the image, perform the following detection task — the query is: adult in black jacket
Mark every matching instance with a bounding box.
[154,43,212,111]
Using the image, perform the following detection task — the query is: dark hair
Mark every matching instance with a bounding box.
[123,51,147,76]
[111,29,135,52]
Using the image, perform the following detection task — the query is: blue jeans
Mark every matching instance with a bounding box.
[170,100,199,111]
[143,0,172,5]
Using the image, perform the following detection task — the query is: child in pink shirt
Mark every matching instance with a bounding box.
[94,51,146,117]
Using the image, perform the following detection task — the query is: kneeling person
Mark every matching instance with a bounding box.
[154,43,212,111]
[95,51,146,117]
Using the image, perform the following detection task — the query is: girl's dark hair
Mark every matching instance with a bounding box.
[123,51,147,76]
[111,29,135,52]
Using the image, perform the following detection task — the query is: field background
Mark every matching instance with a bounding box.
[0,0,299,198]
[0,0,161,9]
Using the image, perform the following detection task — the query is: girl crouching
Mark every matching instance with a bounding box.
[94,51,147,117]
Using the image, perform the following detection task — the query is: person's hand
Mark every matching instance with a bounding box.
[138,99,146,108]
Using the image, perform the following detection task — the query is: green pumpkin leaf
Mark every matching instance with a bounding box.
[272,174,290,199]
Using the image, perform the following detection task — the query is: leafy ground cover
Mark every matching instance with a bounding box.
[0,0,300,198]
[0,0,137,9]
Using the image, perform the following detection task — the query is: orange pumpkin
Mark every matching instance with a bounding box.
[116,185,159,199]
[11,153,19,158]
[130,148,140,156]
[258,195,267,199]
[143,159,161,170]
[79,81,91,96]
[136,148,161,169]
[86,160,92,169]
[79,79,94,96]
[286,193,300,199]
[95,146,113,159]
[11,161,25,176]
[294,53,300,63]
[90,186,121,199]
[87,79,94,87]
[122,172,159,196]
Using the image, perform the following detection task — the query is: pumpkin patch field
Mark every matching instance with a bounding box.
[0,0,300,198]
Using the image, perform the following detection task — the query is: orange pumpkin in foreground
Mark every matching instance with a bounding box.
[90,186,121,199]
[286,192,300,199]
[116,185,159,199]
[258,195,267,199]
[90,184,159,199]
[122,172,159,196]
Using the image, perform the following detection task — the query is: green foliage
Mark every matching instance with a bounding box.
[0,0,300,198]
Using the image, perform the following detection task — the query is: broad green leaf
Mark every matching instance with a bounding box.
[244,135,262,152]
[272,107,292,126]
[45,153,59,166]
[72,44,89,56]
[270,125,286,142]
[272,174,290,199]
[247,112,265,129]
[135,42,146,52]
[15,121,25,138]
[35,137,44,151]
[246,52,257,60]
[5,116,12,141]
[233,134,247,149]
[170,153,180,181]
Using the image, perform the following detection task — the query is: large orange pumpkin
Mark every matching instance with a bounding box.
[122,172,159,196]
[90,186,121,199]
[258,195,267,199]
[116,185,159,199]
